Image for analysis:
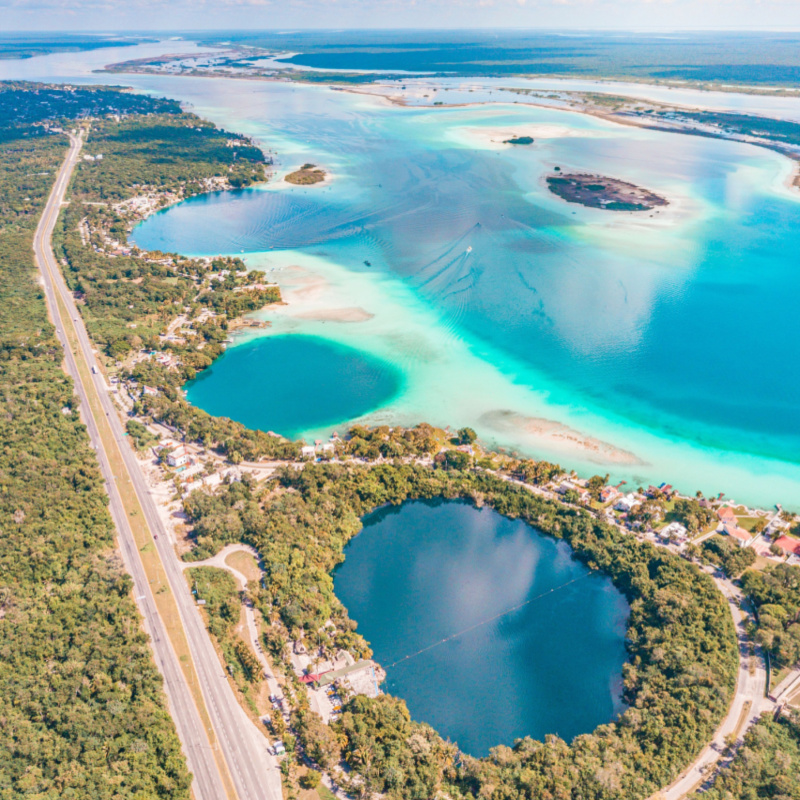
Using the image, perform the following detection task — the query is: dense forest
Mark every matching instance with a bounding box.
[0,83,191,797]
[53,111,269,355]
[184,462,739,800]
[187,566,264,704]
[0,80,180,127]
[695,712,800,800]
[0,36,149,61]
[741,564,800,671]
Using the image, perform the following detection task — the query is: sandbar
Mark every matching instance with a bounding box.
[480,409,642,466]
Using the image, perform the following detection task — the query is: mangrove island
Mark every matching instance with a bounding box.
[285,162,327,185]
[547,172,668,211]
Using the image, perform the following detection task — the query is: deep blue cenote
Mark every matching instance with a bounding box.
[333,500,630,756]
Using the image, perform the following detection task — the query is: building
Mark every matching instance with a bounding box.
[723,523,751,548]
[601,486,621,504]
[165,447,188,468]
[660,521,688,543]
[301,445,316,459]
[615,493,640,513]
[717,506,738,526]
[142,385,159,397]
[557,481,590,504]
[773,536,800,558]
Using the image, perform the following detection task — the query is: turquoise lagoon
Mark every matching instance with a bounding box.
[333,499,630,755]
[128,78,800,508]
[4,42,796,506]
[184,335,401,438]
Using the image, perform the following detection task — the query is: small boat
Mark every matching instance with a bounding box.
[466,246,472,253]
[364,259,372,267]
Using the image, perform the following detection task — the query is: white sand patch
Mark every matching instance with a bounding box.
[450,124,598,151]
[295,307,374,323]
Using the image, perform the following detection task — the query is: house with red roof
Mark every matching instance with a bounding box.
[773,536,800,558]
[723,523,752,548]
[600,486,621,504]
[717,506,738,525]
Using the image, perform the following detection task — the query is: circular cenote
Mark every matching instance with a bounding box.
[184,334,401,438]
[333,499,630,756]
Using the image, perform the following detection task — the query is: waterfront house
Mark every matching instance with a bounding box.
[717,506,738,526]
[301,445,316,459]
[600,486,621,504]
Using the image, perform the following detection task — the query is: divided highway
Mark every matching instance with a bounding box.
[34,132,281,800]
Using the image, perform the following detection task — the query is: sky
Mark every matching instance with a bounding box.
[2,0,800,33]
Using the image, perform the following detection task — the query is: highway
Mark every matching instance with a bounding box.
[34,132,281,800]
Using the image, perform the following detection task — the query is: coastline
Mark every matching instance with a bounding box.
[339,83,800,195]
[119,75,800,510]
[241,259,643,468]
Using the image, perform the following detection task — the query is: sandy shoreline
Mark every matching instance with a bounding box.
[341,83,800,199]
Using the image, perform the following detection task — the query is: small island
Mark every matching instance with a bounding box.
[285,163,327,185]
[546,173,668,211]
[503,135,534,145]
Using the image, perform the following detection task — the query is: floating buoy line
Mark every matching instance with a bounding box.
[384,572,593,669]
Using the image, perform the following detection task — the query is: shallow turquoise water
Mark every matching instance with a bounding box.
[128,82,800,505]
[3,41,799,505]
[333,499,630,755]
[184,335,401,438]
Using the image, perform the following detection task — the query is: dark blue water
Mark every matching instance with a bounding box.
[184,335,400,437]
[333,500,630,756]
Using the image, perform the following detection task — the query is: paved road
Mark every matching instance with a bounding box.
[185,545,287,707]
[659,575,772,800]
[35,133,281,800]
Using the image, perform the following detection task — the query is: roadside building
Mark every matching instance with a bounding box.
[660,521,688,543]
[557,481,590,504]
[165,447,188,468]
[615,493,640,513]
